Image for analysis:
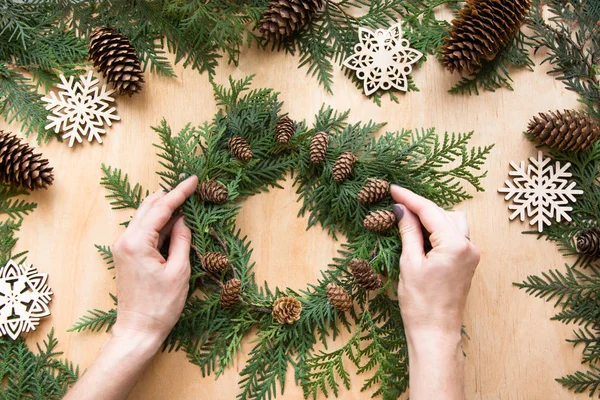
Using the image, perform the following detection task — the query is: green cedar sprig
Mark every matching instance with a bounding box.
[75,75,491,399]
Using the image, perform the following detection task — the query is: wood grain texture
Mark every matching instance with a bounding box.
[0,42,588,399]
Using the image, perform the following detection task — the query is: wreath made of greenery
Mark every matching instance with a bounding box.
[71,75,492,400]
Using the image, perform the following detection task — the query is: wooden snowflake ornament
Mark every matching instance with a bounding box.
[498,151,583,232]
[343,22,422,96]
[0,260,52,340]
[42,71,120,147]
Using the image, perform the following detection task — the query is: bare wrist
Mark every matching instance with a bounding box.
[109,324,163,360]
[406,327,462,359]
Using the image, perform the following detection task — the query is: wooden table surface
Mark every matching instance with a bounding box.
[0,41,587,399]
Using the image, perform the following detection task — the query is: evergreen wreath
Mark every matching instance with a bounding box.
[72,75,492,400]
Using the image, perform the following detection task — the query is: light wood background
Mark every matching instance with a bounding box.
[0,36,588,400]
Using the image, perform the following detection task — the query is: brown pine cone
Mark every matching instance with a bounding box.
[441,0,532,74]
[576,228,600,258]
[259,0,323,42]
[358,178,390,205]
[348,259,382,291]
[527,110,600,152]
[89,27,144,96]
[363,210,396,233]
[274,116,295,144]
[333,152,358,183]
[200,252,230,274]
[326,283,352,311]
[272,296,302,324]
[0,131,54,190]
[228,136,253,161]
[197,180,229,204]
[220,278,242,308]
[309,131,329,164]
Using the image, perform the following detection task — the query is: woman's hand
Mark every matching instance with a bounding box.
[111,175,198,343]
[391,184,480,400]
[64,175,198,400]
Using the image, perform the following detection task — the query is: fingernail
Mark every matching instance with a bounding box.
[390,184,402,191]
[393,204,404,221]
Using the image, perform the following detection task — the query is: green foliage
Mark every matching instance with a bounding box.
[0,184,36,221]
[76,76,490,399]
[557,365,600,397]
[0,329,79,399]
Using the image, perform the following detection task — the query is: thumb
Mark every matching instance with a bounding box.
[166,216,192,275]
[394,204,425,267]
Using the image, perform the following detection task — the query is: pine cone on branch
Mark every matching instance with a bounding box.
[274,116,295,144]
[441,0,532,74]
[0,131,53,190]
[197,180,229,204]
[228,136,253,161]
[333,152,357,183]
[527,110,600,152]
[272,296,302,324]
[363,210,396,233]
[89,27,144,96]
[220,278,242,308]
[310,131,329,164]
[348,259,381,291]
[326,283,352,311]
[358,178,390,205]
[576,228,600,258]
[259,0,323,42]
[200,252,230,274]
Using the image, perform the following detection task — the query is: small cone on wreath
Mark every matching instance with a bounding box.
[348,259,382,291]
[259,0,323,42]
[576,228,600,258]
[358,178,390,205]
[363,210,396,233]
[326,283,352,311]
[441,0,532,74]
[527,110,600,152]
[272,296,302,324]
[228,136,253,161]
[310,131,329,164]
[0,130,54,190]
[220,278,242,308]
[197,180,229,204]
[200,252,230,274]
[274,116,295,144]
[333,152,358,183]
[89,26,145,96]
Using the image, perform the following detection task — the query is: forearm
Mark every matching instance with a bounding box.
[407,329,465,400]
[64,329,162,400]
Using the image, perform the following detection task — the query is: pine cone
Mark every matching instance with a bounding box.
[333,152,358,183]
[220,278,242,308]
[274,116,295,144]
[89,27,144,96]
[228,136,253,161]
[358,178,390,205]
[272,296,302,324]
[310,131,329,164]
[259,0,323,42]
[197,180,229,204]
[326,283,352,311]
[441,0,532,74]
[363,210,396,233]
[576,228,600,258]
[348,259,381,291]
[200,252,230,274]
[527,110,600,152]
[0,131,53,190]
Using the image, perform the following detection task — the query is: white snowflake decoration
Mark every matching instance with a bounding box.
[42,71,120,147]
[498,151,584,232]
[343,23,423,96]
[0,260,52,340]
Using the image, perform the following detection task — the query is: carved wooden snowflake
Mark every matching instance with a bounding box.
[343,23,423,96]
[0,260,52,340]
[42,71,120,147]
[498,151,584,232]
